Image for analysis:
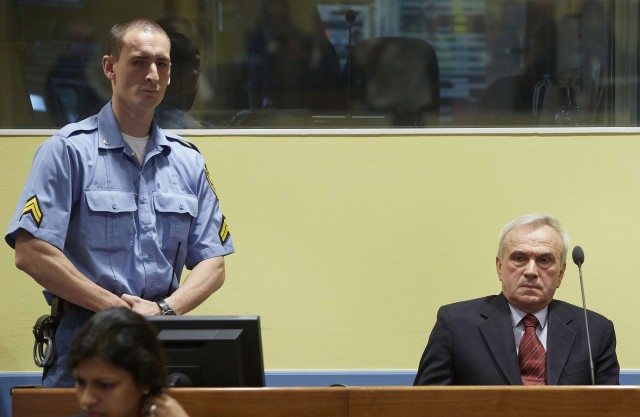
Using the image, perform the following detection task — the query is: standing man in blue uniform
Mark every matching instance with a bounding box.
[5,18,234,388]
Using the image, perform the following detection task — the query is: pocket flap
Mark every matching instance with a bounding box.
[564,359,590,376]
[85,190,137,213]
[153,191,199,217]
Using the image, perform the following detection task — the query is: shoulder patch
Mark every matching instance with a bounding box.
[166,136,201,153]
[204,164,217,194]
[20,195,43,227]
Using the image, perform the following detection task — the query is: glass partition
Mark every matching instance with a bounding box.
[0,0,635,129]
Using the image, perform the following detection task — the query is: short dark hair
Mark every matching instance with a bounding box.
[67,307,167,395]
[108,18,169,61]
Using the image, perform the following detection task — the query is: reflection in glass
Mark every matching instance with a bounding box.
[44,21,106,125]
[0,0,629,129]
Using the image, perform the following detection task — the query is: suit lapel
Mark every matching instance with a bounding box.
[478,294,522,385]
[546,301,577,385]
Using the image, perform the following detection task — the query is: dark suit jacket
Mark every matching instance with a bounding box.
[414,293,619,385]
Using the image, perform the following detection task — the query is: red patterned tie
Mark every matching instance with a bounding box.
[519,314,546,385]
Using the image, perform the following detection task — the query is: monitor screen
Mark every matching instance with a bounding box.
[146,315,265,387]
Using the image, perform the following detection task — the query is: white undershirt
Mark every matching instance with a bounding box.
[121,132,149,165]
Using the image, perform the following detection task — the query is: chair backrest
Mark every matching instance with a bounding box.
[347,37,440,126]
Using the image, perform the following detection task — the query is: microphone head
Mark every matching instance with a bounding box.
[572,245,585,266]
[345,9,357,24]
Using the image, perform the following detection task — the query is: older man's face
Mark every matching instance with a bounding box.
[496,224,566,313]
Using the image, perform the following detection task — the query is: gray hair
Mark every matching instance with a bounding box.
[497,213,569,263]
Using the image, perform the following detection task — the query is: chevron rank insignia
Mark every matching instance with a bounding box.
[20,195,43,227]
[219,215,230,244]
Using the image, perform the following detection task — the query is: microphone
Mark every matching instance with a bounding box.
[572,245,584,266]
[345,9,358,24]
[572,245,595,385]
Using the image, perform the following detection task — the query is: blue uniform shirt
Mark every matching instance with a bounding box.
[6,101,234,305]
[6,102,234,387]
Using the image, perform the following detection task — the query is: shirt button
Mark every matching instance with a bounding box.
[143,225,149,231]
[112,204,117,210]
[140,197,147,204]
[179,205,184,210]
[103,139,111,145]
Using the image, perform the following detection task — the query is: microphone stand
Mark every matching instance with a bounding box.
[573,246,595,385]
[345,9,357,110]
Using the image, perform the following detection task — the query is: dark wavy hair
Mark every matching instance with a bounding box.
[67,307,167,395]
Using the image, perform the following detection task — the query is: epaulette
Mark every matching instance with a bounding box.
[56,116,98,138]
[166,136,201,154]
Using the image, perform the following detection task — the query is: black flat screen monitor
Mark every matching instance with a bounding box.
[146,315,265,387]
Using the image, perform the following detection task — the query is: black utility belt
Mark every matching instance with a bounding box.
[51,296,86,316]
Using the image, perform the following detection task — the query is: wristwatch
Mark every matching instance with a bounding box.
[155,298,176,315]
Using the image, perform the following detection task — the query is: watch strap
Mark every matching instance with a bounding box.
[155,298,176,315]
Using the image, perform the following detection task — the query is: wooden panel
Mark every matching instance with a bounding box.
[347,386,640,417]
[13,386,640,417]
[11,388,80,417]
[173,388,347,417]
[11,387,348,417]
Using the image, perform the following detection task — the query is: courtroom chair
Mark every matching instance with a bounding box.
[345,36,440,126]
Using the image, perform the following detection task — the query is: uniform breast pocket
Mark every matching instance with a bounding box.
[85,190,137,252]
[153,191,198,248]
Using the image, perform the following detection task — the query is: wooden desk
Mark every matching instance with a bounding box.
[12,386,640,417]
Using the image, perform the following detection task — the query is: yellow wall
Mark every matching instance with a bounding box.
[2,132,639,373]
